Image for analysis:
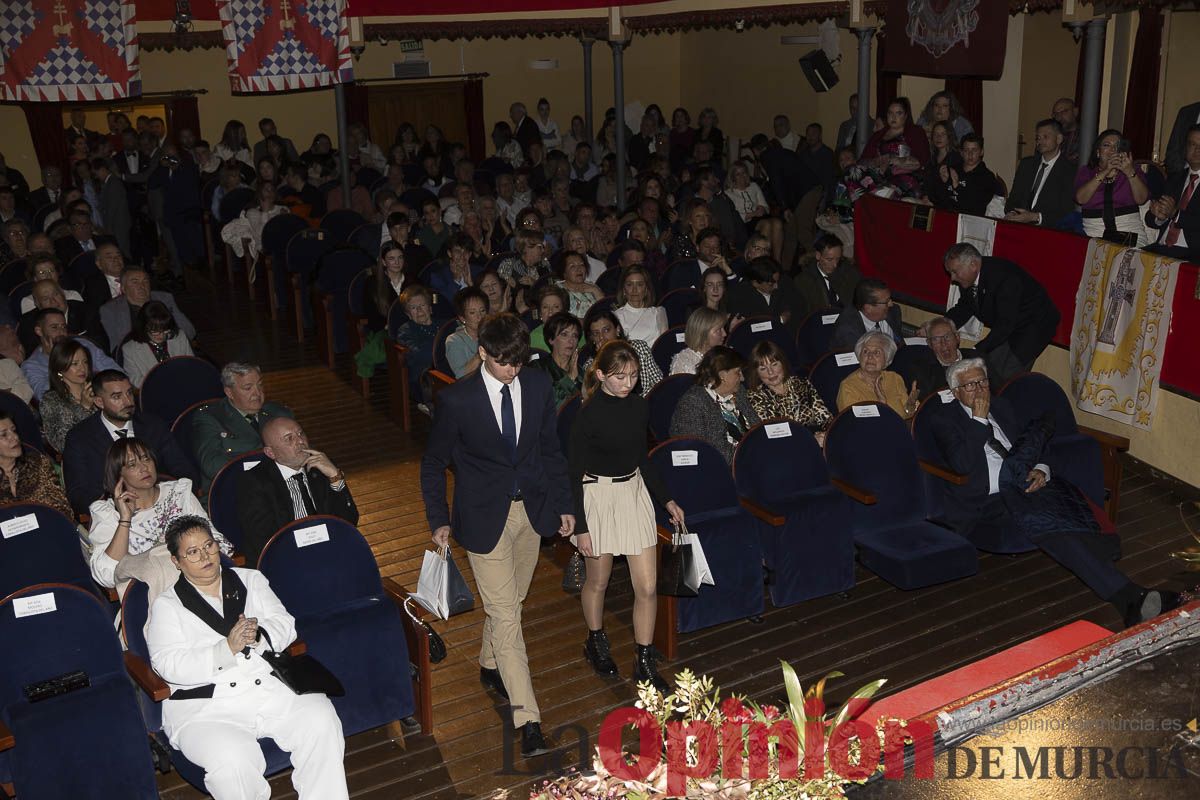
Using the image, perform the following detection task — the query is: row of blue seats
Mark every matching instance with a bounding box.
[0,504,433,798]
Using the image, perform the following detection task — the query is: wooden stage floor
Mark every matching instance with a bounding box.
[156,271,1200,799]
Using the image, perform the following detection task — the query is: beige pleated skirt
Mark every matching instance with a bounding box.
[577,469,658,557]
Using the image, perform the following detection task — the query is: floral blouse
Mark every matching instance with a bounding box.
[87,478,232,589]
[748,377,833,431]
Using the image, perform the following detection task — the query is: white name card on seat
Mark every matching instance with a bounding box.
[13,593,56,618]
[294,524,330,548]
[242,460,261,471]
[1,513,39,538]
[750,321,773,333]
[671,450,699,467]
[675,332,686,343]
[852,405,881,418]
[904,337,926,346]
[821,314,839,324]
[939,389,956,404]
[764,422,792,439]
[834,353,859,367]
[528,351,540,360]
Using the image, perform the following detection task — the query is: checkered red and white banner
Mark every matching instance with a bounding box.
[0,0,140,102]
[216,0,353,93]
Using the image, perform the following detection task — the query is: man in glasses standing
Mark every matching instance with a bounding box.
[931,359,1181,628]
[933,243,1059,385]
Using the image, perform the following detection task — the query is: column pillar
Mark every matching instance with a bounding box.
[1077,17,1108,165]
[855,27,876,157]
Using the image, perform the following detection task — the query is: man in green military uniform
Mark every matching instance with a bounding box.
[191,362,293,488]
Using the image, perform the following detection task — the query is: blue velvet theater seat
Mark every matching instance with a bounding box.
[0,584,158,799]
[825,403,978,590]
[727,316,801,368]
[258,517,416,737]
[808,351,860,411]
[0,503,109,607]
[733,421,856,607]
[647,373,695,442]
[648,438,764,634]
[650,326,688,375]
[139,356,223,428]
[206,449,268,553]
[793,308,838,369]
[121,579,293,791]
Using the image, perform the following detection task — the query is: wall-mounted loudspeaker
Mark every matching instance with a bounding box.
[799,49,838,93]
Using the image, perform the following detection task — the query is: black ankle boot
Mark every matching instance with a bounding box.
[632,643,671,695]
[583,629,619,677]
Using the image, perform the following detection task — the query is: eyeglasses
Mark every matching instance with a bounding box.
[865,298,894,307]
[957,378,989,391]
[181,539,219,563]
[928,334,955,343]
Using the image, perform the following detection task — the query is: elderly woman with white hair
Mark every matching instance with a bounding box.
[836,330,920,417]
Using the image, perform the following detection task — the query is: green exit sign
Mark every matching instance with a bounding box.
[400,39,423,53]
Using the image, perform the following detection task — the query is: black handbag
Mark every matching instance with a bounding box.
[562,549,586,593]
[403,597,447,664]
[444,550,475,617]
[657,521,699,598]
[258,630,345,697]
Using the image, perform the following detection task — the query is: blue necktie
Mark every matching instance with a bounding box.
[500,384,518,496]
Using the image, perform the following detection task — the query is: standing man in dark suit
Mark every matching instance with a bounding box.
[27,166,63,215]
[235,417,356,567]
[420,312,573,758]
[793,234,860,319]
[1164,101,1200,176]
[62,370,197,514]
[829,278,903,351]
[933,243,1060,385]
[191,362,293,488]
[1004,119,1077,229]
[510,103,541,159]
[93,158,131,259]
[1146,124,1200,262]
[932,359,1181,627]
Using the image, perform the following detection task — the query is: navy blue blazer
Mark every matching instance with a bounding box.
[928,396,1027,536]
[420,368,572,554]
[425,262,483,306]
[63,411,199,515]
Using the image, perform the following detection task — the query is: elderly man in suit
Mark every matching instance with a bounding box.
[1147,124,1200,262]
[829,278,903,351]
[62,369,196,514]
[931,243,1060,385]
[27,166,64,215]
[910,316,981,397]
[420,312,573,758]
[191,362,293,487]
[1004,119,1077,228]
[98,263,194,353]
[236,417,356,568]
[932,359,1181,627]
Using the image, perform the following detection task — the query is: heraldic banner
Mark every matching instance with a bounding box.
[882,0,1008,78]
[216,0,353,93]
[0,0,140,101]
[1069,240,1180,431]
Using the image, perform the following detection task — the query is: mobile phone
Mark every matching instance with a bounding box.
[1116,139,1132,154]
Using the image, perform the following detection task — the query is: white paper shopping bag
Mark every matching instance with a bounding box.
[410,549,449,619]
[680,532,715,588]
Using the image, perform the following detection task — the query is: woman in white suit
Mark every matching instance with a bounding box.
[146,515,349,800]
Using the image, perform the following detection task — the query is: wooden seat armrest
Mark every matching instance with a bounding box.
[740,497,786,526]
[831,478,877,505]
[656,524,673,544]
[1079,426,1130,451]
[0,719,12,751]
[103,587,119,603]
[286,640,307,656]
[381,576,435,735]
[918,460,969,485]
[123,651,170,702]
[231,553,247,567]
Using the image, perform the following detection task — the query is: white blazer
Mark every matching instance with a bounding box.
[147,568,297,738]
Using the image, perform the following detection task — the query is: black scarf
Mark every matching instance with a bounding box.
[168,567,249,699]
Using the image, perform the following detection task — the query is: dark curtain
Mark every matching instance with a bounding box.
[876,32,899,121]
[166,96,201,142]
[21,102,69,183]
[463,78,486,163]
[945,77,984,137]
[344,82,370,134]
[1121,8,1163,157]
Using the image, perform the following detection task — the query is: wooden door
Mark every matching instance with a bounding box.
[366,82,467,155]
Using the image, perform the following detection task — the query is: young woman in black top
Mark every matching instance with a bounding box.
[568,340,685,692]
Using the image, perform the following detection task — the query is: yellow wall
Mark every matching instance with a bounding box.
[1017,12,1079,164]
[0,106,38,184]
[1159,10,1200,162]
[678,23,867,149]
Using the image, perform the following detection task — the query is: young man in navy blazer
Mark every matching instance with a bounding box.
[420,312,573,758]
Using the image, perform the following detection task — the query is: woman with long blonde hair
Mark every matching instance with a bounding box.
[567,340,684,692]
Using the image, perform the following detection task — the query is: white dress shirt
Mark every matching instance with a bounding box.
[480,365,522,447]
[1029,151,1061,215]
[858,311,894,340]
[101,414,135,441]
